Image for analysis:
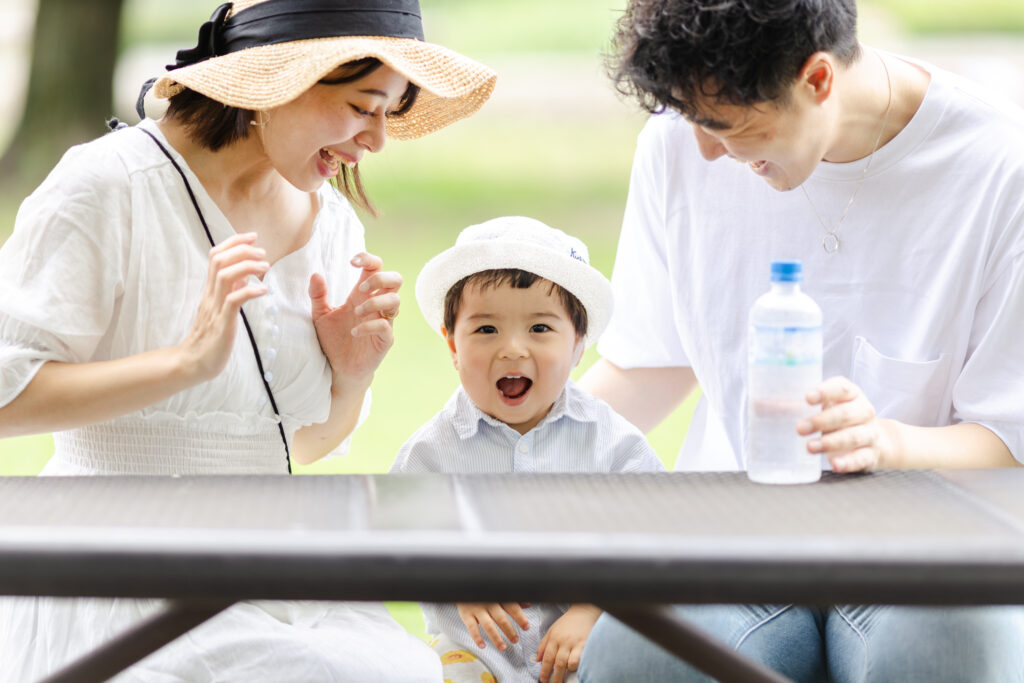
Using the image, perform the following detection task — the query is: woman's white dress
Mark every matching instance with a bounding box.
[0,120,441,682]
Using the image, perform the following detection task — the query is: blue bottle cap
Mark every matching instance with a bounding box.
[770,260,802,283]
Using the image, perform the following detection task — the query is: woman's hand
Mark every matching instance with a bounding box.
[308,252,401,384]
[180,232,269,382]
[798,376,895,472]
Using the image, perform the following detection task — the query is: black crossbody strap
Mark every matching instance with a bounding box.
[139,127,292,473]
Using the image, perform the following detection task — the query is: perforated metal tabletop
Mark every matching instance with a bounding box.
[2,470,1023,605]
[2,470,1023,683]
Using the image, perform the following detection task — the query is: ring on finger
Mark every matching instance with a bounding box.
[379,309,398,320]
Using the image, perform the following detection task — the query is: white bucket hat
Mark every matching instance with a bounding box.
[415,216,613,346]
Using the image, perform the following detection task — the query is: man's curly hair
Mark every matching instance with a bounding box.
[608,0,860,118]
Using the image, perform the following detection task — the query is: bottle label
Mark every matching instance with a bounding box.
[749,325,823,366]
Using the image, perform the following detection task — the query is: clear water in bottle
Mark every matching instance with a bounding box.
[746,260,823,484]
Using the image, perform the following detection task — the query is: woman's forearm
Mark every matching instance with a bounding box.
[0,347,201,438]
[290,373,373,465]
[881,420,1019,469]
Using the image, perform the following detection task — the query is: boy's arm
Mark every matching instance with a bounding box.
[388,422,442,473]
[535,604,603,683]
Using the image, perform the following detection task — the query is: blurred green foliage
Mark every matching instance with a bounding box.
[2,0,1021,643]
[119,0,1024,52]
[121,0,630,53]
[869,0,1024,34]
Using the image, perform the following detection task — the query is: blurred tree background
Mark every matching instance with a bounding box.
[0,0,124,184]
[0,0,1021,642]
[1,0,1023,464]
[1,0,1023,476]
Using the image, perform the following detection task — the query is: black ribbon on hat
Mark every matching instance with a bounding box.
[136,0,424,119]
[169,2,233,71]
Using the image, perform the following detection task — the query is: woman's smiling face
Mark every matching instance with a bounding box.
[445,280,584,435]
[260,63,410,191]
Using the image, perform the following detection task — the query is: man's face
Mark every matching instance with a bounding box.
[686,89,830,192]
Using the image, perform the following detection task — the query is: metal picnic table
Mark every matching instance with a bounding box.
[1,469,1023,682]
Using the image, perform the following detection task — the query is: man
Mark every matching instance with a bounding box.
[577,0,1024,680]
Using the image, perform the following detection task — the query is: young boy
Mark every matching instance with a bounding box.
[391,216,665,683]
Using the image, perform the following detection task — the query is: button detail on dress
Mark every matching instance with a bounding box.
[264,347,277,361]
[263,371,273,383]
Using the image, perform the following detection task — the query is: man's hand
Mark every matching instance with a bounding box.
[456,602,531,651]
[536,604,602,683]
[798,376,893,472]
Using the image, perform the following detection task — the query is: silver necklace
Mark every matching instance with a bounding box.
[801,52,893,254]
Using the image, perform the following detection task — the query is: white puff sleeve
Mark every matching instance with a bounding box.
[0,141,131,408]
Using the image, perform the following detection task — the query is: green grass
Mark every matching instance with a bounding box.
[863,0,1024,34]
[20,0,1021,645]
[3,0,1015,650]
[0,40,693,640]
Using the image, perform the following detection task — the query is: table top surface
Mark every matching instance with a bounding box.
[1,470,1022,605]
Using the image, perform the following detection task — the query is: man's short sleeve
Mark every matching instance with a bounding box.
[597,117,690,369]
[952,249,1024,461]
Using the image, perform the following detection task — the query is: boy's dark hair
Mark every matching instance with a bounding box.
[443,269,588,339]
[608,0,860,118]
[163,58,419,214]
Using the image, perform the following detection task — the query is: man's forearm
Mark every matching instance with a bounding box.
[578,359,698,434]
[881,420,1019,469]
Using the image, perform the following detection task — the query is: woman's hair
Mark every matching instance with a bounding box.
[607,0,860,118]
[443,269,589,339]
[164,58,420,213]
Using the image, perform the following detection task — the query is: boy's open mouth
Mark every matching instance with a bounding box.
[497,375,532,400]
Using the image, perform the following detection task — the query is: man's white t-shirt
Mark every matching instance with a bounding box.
[598,60,1024,471]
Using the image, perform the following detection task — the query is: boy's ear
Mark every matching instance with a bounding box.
[572,336,585,367]
[442,327,459,368]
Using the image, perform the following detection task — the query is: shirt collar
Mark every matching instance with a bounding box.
[449,380,594,440]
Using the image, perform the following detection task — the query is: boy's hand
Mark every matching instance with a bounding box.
[456,602,531,651]
[535,604,602,683]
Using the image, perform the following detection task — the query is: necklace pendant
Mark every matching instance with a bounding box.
[822,232,840,254]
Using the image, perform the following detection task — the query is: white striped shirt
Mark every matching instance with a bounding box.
[390,380,663,682]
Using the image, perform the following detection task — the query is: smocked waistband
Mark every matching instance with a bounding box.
[49,416,290,475]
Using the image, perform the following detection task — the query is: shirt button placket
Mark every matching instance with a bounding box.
[515,436,532,472]
[260,292,280,409]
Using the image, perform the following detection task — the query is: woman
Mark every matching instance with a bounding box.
[0,0,495,680]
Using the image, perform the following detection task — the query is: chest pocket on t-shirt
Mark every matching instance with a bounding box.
[850,336,954,428]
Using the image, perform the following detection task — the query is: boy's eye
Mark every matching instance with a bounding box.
[530,324,551,333]
[474,325,497,334]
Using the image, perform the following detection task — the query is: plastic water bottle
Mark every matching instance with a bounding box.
[745,260,823,484]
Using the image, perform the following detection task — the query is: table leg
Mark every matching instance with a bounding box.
[600,604,791,683]
[40,599,233,683]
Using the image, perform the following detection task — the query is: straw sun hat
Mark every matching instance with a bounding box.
[415,217,614,347]
[148,0,497,139]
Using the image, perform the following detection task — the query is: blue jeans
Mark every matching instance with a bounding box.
[578,604,1024,682]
